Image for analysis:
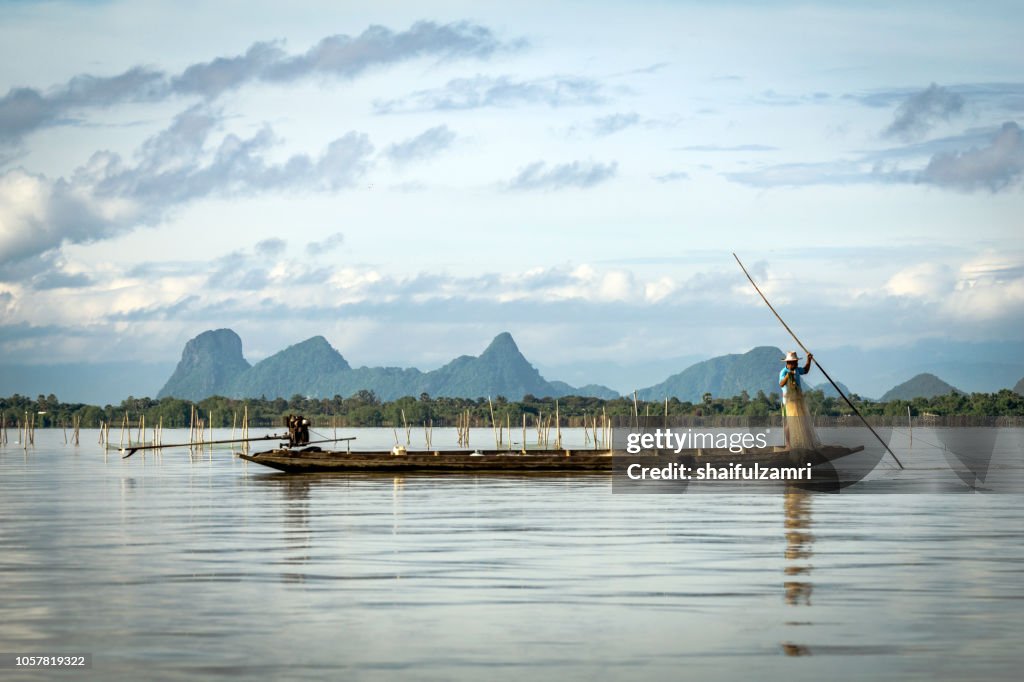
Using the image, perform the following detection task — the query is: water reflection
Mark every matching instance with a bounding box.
[782,489,814,656]
[278,477,312,584]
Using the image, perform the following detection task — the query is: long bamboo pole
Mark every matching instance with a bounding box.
[732,252,903,469]
[488,398,498,450]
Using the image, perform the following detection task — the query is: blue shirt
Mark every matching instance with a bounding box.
[779,367,808,401]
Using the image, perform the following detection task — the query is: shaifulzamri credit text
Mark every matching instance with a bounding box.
[626,462,814,481]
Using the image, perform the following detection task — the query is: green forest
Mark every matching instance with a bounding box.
[2,387,1022,430]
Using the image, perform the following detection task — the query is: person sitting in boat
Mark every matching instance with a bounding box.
[779,351,821,450]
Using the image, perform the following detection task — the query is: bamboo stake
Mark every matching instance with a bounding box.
[488,398,498,450]
[733,252,903,469]
[908,405,913,448]
[522,413,527,454]
[555,400,561,450]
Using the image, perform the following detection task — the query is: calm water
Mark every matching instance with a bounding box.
[1,427,1023,681]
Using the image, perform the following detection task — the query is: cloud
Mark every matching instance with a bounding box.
[374,74,606,113]
[676,144,778,152]
[884,83,965,140]
[610,62,670,77]
[254,238,287,256]
[725,121,1024,191]
[723,160,873,187]
[508,160,618,191]
[885,263,957,298]
[0,21,510,144]
[306,232,345,256]
[653,171,689,183]
[6,251,1023,369]
[0,104,375,277]
[919,121,1024,191]
[592,112,640,136]
[883,255,1024,322]
[385,125,456,163]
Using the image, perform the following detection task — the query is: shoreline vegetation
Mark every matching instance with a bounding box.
[2,389,1022,430]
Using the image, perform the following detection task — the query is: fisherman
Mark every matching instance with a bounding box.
[779,351,820,449]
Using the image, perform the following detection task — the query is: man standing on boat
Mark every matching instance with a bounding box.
[779,351,821,450]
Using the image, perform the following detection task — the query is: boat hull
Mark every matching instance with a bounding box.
[239,445,863,474]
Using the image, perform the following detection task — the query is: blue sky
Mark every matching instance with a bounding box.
[0,0,1021,379]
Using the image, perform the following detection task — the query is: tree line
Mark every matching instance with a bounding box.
[2,387,1022,429]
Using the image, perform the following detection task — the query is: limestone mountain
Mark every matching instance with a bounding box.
[158,330,617,401]
[423,332,558,398]
[880,373,961,401]
[1014,377,1024,395]
[636,346,786,402]
[157,329,251,401]
[227,336,351,399]
[814,381,852,399]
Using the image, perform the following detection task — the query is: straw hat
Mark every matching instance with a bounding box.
[782,351,801,363]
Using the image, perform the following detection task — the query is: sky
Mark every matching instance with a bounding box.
[0,0,1022,386]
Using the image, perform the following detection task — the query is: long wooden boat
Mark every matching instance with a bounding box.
[238,444,864,474]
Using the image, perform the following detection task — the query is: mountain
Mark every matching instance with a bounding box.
[423,332,560,399]
[536,354,705,395]
[637,346,785,402]
[549,381,620,400]
[1015,377,1024,395]
[814,381,851,399]
[157,329,250,401]
[227,336,351,399]
[803,340,1024,396]
[158,330,617,401]
[880,373,961,401]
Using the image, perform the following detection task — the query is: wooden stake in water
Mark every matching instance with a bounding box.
[555,400,561,450]
[908,405,913,448]
[488,398,498,450]
[522,412,527,454]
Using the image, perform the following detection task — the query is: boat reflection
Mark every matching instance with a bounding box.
[782,489,814,656]
[277,476,312,584]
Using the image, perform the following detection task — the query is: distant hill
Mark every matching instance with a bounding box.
[157,329,250,401]
[158,330,618,401]
[1015,377,1024,395]
[421,333,611,399]
[880,373,961,401]
[227,336,351,399]
[814,381,851,399]
[637,346,785,402]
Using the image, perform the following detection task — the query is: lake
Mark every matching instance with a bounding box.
[1,427,1022,681]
